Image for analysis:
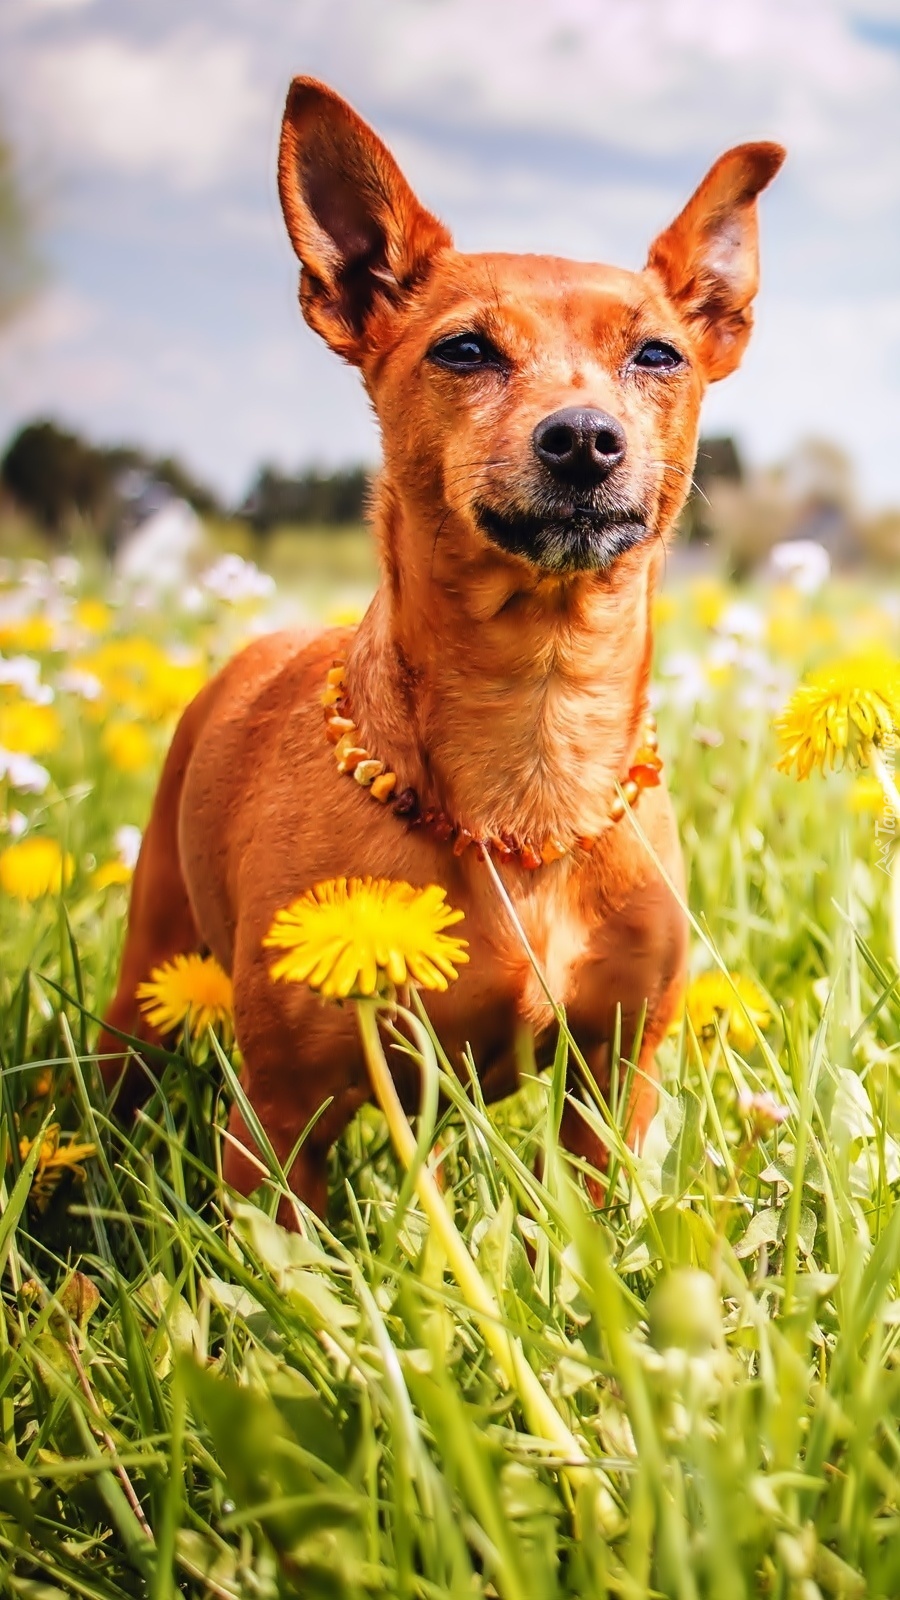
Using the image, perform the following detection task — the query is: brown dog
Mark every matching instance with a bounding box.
[99,79,783,1221]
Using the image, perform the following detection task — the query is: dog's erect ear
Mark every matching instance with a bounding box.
[278,78,452,362]
[646,142,785,382]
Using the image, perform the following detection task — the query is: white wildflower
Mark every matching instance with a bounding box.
[738,1090,789,1137]
[50,556,82,587]
[200,554,275,605]
[114,825,142,870]
[0,749,51,794]
[180,584,206,615]
[715,600,766,642]
[766,539,830,596]
[658,649,710,711]
[0,655,54,704]
[57,668,103,701]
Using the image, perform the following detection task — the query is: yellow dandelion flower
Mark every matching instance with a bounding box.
[652,594,678,628]
[136,953,234,1041]
[92,859,133,891]
[81,640,206,722]
[0,701,62,756]
[767,613,801,660]
[74,598,111,634]
[766,599,839,662]
[775,652,900,779]
[325,602,365,628]
[264,876,469,999]
[140,654,207,721]
[1,837,74,901]
[672,970,770,1055]
[101,720,154,774]
[0,615,54,652]
[17,1123,97,1213]
[689,577,729,630]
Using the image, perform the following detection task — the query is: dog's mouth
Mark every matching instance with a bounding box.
[475,499,650,573]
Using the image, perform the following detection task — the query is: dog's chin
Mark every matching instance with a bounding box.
[475,501,650,574]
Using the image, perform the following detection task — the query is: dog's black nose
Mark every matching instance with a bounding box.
[532,406,626,484]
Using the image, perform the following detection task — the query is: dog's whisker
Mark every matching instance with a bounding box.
[650,459,712,511]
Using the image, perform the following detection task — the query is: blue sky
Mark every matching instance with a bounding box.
[2,0,900,508]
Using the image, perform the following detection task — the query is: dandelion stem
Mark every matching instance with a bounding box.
[355,999,623,1534]
[866,741,900,820]
[866,742,900,973]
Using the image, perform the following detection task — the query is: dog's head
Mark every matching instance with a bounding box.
[279,79,783,580]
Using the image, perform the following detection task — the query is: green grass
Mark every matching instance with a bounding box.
[1,559,900,1597]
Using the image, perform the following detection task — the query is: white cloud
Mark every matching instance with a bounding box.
[1,284,99,347]
[23,27,265,190]
[328,0,900,220]
[0,278,379,499]
[24,0,96,10]
[0,286,129,418]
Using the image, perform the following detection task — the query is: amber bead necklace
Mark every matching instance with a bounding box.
[322,661,663,869]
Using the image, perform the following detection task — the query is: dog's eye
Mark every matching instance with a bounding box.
[429,333,501,370]
[633,340,684,372]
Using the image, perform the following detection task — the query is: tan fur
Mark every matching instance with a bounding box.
[99,79,783,1223]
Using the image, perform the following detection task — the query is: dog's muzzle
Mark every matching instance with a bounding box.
[475,500,649,573]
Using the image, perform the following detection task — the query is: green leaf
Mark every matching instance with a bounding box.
[180,1358,363,1566]
[661,1088,704,1198]
[735,1206,781,1259]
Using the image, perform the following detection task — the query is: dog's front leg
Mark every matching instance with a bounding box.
[226,931,370,1226]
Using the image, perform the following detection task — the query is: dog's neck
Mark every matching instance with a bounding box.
[345,494,660,847]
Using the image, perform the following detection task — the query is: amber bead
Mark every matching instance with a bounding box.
[354,759,384,786]
[338,747,369,774]
[452,827,474,855]
[630,763,662,788]
[631,744,660,768]
[393,788,419,818]
[370,772,397,802]
[325,715,356,745]
[541,837,567,864]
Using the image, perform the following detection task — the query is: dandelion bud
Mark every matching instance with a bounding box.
[647,1268,722,1354]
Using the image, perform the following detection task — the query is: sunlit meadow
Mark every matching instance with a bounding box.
[1,539,900,1599]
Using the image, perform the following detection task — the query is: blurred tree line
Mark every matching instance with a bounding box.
[0,420,370,542]
[1,421,220,536]
[679,435,900,573]
[239,464,368,531]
